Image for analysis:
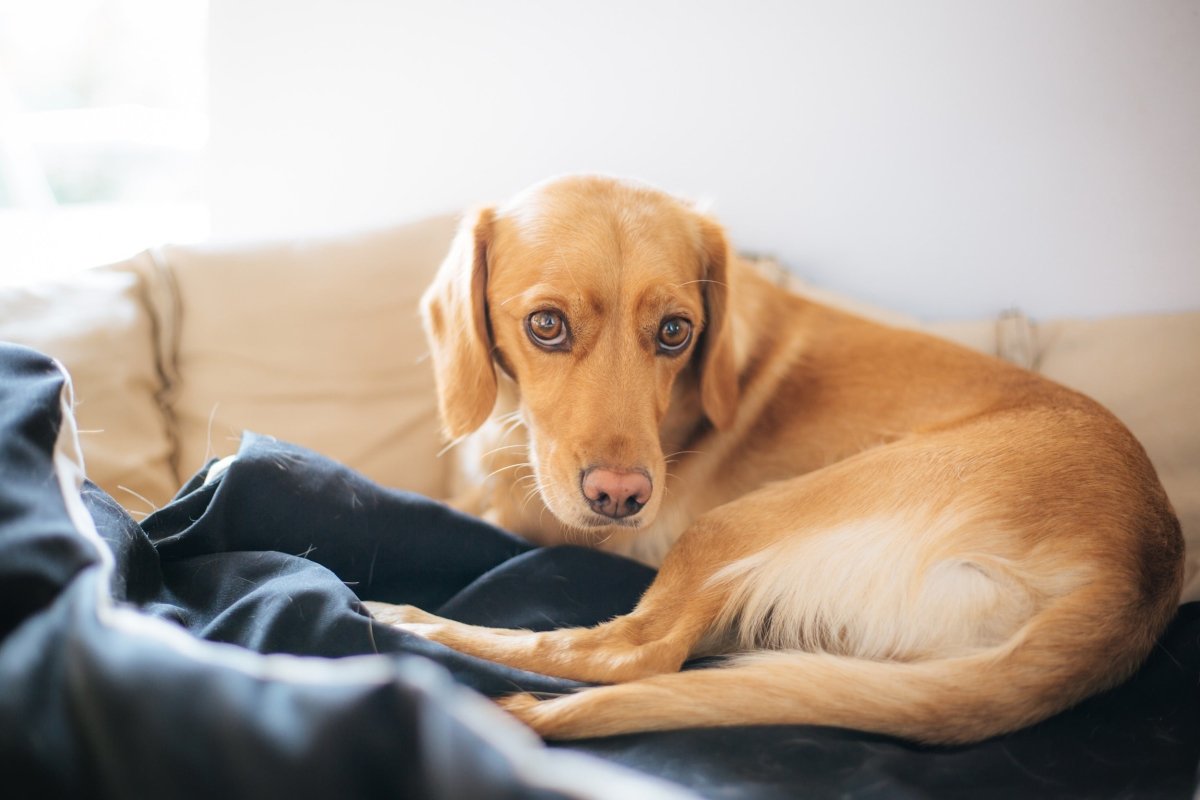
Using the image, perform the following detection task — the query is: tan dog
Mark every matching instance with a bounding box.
[365,175,1183,743]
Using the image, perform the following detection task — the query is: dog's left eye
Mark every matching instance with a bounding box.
[657,317,693,353]
[526,310,569,349]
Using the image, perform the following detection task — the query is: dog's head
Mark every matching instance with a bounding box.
[421,175,737,531]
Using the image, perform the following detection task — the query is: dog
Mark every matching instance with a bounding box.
[364,175,1183,743]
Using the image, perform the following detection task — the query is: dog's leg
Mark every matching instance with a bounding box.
[497,645,1014,742]
[364,595,711,684]
[363,516,743,684]
[495,579,1162,743]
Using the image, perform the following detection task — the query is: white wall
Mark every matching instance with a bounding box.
[208,0,1200,320]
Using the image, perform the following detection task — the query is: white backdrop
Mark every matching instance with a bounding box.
[208,0,1200,320]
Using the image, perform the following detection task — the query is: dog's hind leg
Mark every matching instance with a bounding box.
[495,579,1160,743]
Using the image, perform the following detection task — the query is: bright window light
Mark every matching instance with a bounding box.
[0,0,209,285]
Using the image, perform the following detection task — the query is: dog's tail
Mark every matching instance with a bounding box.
[509,583,1174,743]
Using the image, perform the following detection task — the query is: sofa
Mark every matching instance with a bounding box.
[2,214,1197,799]
[2,213,1195,599]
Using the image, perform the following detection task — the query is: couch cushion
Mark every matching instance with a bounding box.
[0,262,178,512]
[161,215,458,500]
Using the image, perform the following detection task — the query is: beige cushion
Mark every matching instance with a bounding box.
[0,262,178,512]
[162,215,458,499]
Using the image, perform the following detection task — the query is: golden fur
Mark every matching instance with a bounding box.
[365,175,1183,743]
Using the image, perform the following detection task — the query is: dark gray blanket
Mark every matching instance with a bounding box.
[2,343,1197,799]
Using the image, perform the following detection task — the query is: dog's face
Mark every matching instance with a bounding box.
[422,176,737,532]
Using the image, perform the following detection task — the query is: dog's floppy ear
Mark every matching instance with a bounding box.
[695,216,739,430]
[420,207,498,439]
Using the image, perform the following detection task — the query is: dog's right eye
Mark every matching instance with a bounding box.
[526,310,569,350]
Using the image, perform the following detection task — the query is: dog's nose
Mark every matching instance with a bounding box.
[581,467,652,520]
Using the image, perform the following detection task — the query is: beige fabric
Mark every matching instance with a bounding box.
[0,262,177,512]
[929,313,1039,369]
[162,215,458,499]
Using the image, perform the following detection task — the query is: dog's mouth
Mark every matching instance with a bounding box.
[576,511,646,530]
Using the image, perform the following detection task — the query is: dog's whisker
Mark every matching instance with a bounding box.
[436,433,474,458]
[519,488,540,509]
[484,462,533,481]
[495,412,526,429]
[664,469,689,489]
[481,442,526,454]
[478,443,529,459]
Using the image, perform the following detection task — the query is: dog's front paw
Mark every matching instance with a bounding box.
[497,692,551,729]
[497,692,585,739]
[360,601,443,628]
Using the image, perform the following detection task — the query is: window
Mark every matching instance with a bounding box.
[0,0,208,284]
